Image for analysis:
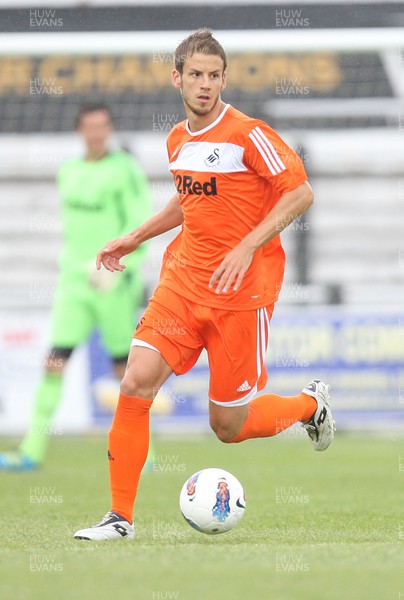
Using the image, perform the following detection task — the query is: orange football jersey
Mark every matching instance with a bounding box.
[159,104,308,310]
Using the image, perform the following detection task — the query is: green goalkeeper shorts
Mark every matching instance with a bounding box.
[49,270,143,359]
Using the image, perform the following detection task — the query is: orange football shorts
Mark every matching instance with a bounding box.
[132,285,274,405]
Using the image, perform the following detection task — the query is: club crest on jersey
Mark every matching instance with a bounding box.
[204,147,220,167]
[175,174,217,196]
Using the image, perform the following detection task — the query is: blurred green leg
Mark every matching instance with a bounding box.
[19,371,63,464]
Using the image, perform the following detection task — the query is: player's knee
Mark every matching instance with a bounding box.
[45,361,66,374]
[120,368,157,400]
[210,421,237,444]
[44,349,70,373]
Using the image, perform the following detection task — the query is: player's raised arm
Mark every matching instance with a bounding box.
[96,192,183,271]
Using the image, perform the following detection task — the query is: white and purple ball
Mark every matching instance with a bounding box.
[180,468,246,534]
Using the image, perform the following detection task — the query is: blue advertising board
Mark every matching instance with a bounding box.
[89,307,404,432]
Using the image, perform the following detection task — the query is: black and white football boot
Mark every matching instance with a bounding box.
[74,511,134,541]
[301,380,336,451]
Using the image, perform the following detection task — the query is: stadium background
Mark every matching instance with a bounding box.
[0,0,403,438]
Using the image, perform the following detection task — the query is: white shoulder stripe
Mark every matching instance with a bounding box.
[249,131,278,175]
[249,130,280,175]
[248,126,287,175]
[255,126,286,171]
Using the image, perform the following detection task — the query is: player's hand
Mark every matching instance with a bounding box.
[96,233,139,272]
[209,242,255,294]
[86,261,118,292]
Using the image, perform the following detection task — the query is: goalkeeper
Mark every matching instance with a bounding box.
[0,102,151,470]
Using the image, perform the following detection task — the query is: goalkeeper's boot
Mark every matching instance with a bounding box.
[0,451,39,471]
[74,511,134,541]
[301,380,336,451]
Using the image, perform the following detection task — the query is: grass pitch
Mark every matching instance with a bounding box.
[0,431,403,600]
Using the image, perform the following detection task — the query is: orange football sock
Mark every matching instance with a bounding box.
[108,393,152,523]
[229,392,317,443]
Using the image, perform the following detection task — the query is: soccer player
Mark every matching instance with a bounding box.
[0,102,151,470]
[74,30,335,541]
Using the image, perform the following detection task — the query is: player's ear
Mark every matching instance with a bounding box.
[172,69,182,90]
[220,70,227,93]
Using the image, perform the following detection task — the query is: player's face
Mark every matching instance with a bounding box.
[77,110,113,154]
[172,53,227,118]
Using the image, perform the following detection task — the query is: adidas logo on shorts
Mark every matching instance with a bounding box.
[237,380,252,392]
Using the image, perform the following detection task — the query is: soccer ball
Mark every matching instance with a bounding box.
[179,468,246,534]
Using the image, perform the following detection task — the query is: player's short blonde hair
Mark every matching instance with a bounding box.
[174,28,227,74]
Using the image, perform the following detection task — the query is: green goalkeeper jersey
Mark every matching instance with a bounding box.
[57,149,151,275]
